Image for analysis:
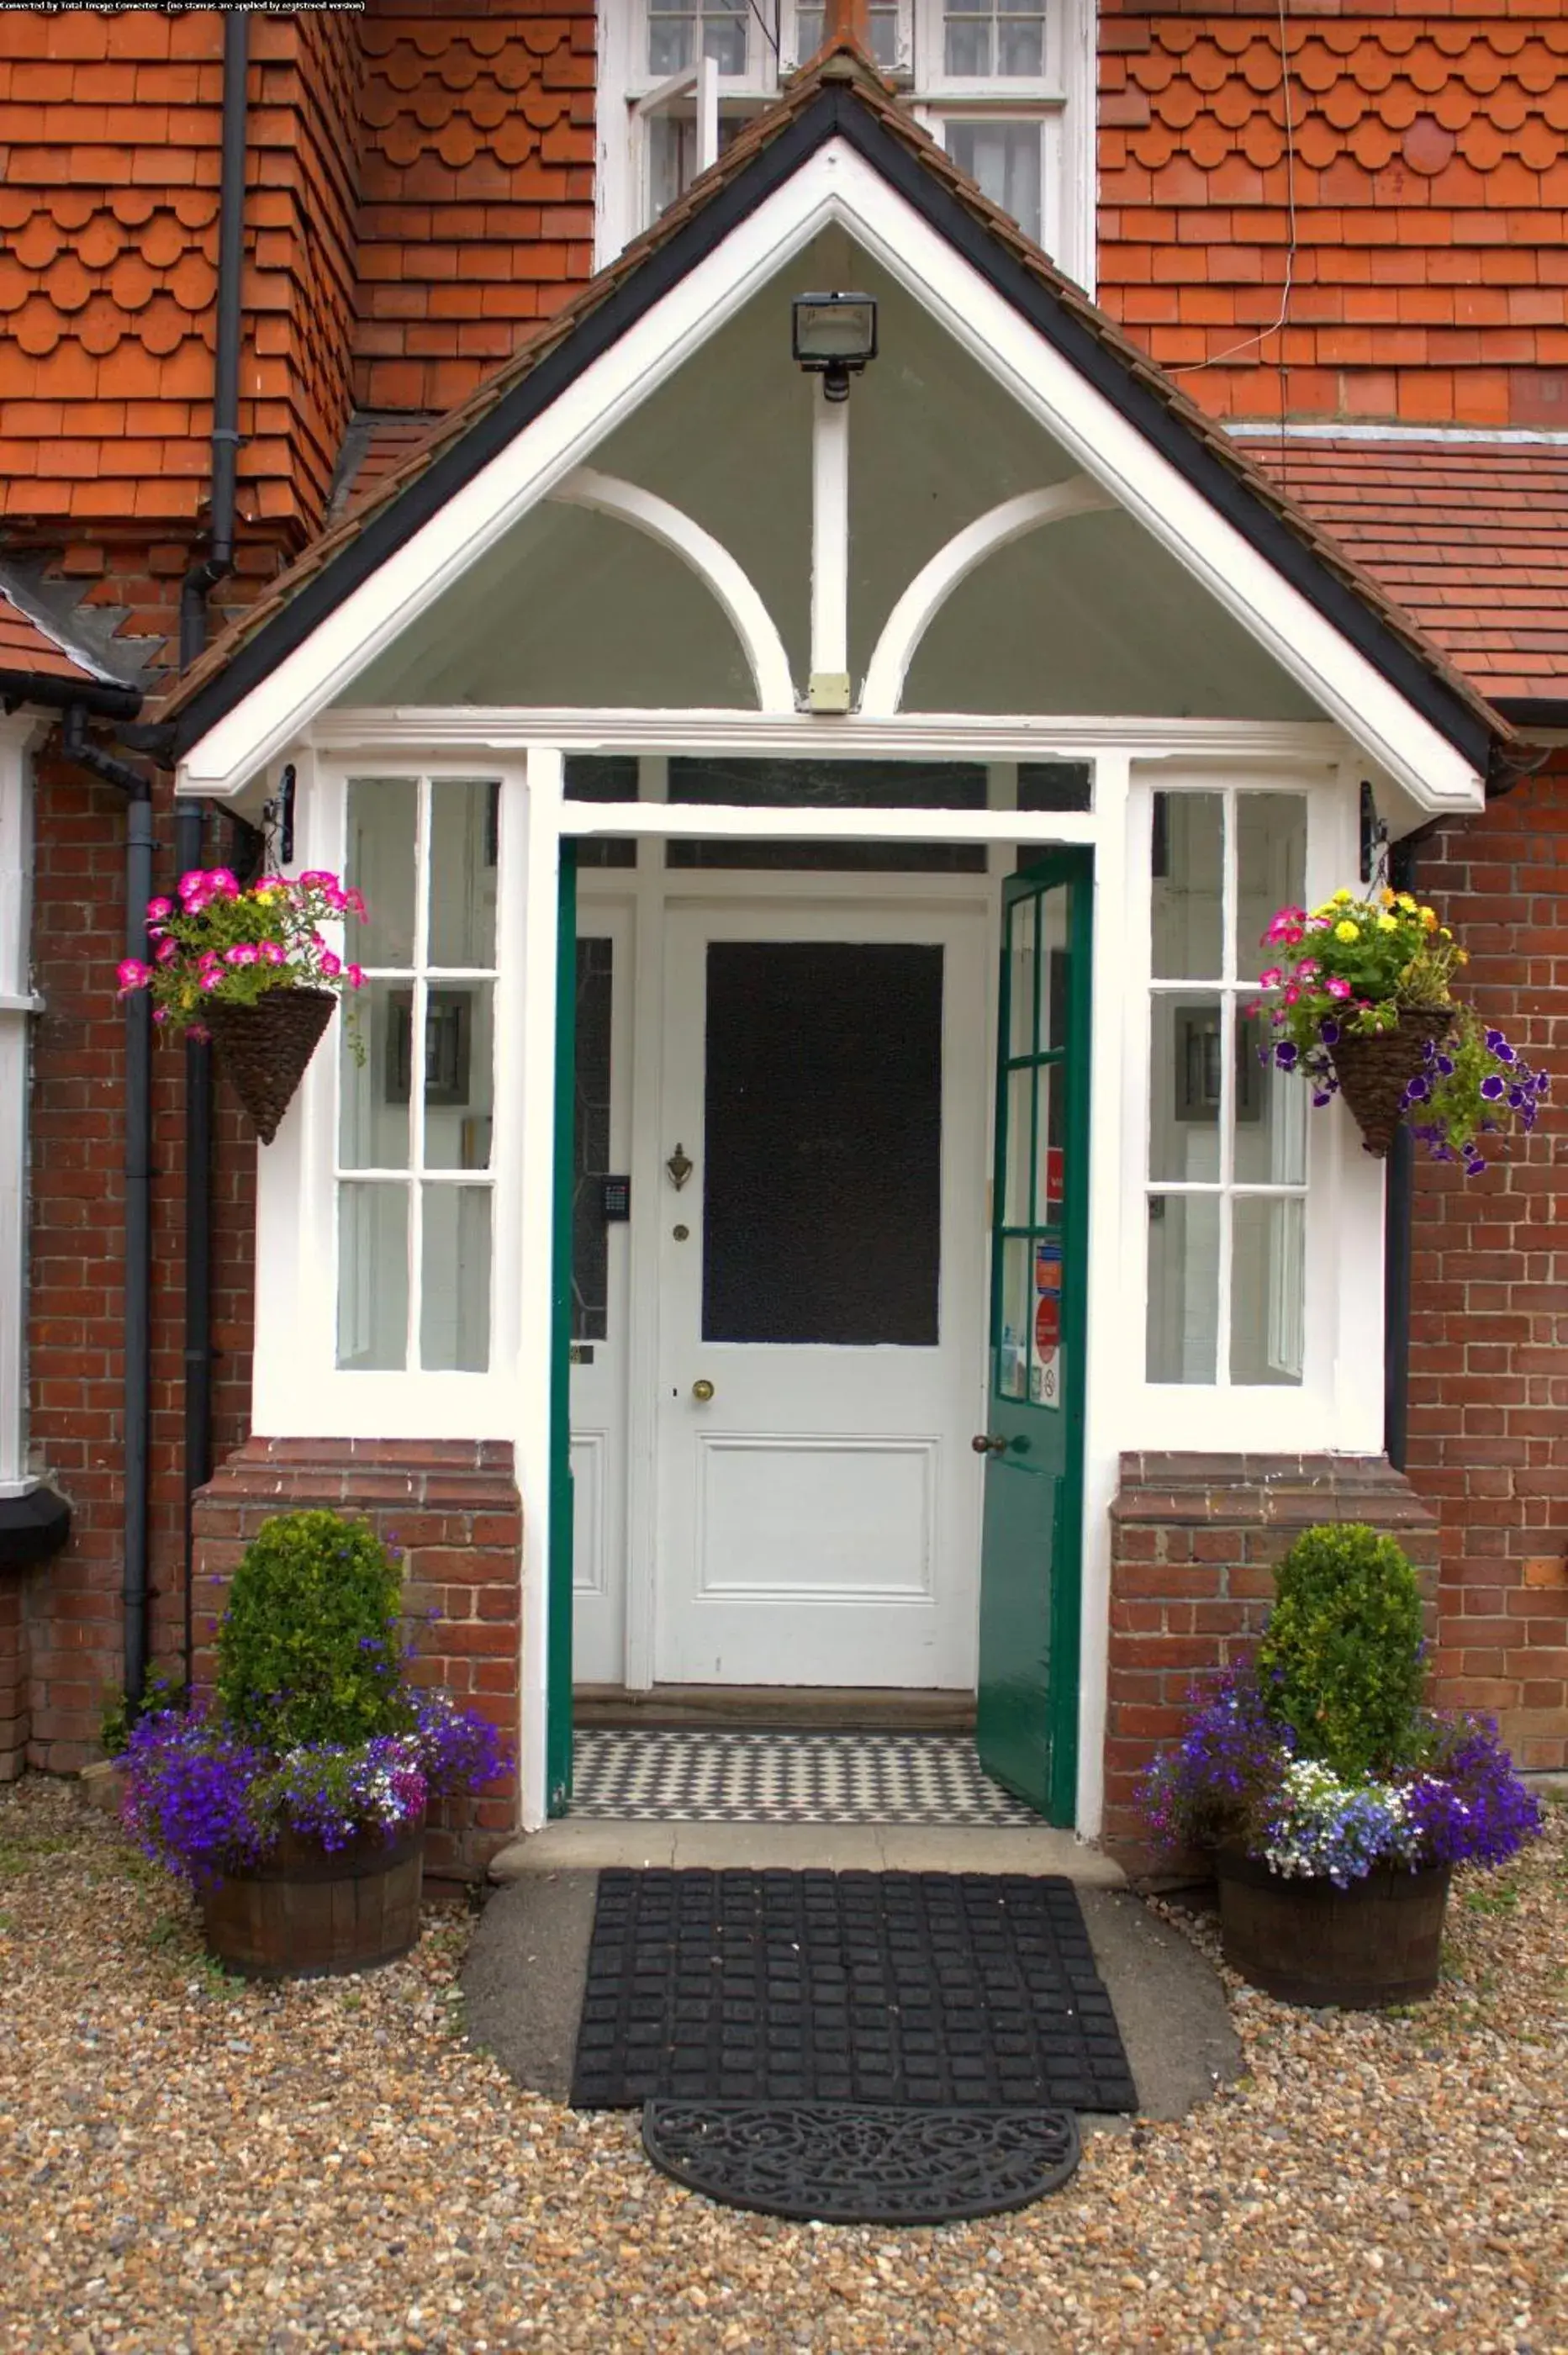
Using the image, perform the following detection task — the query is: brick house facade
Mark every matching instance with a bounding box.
[2,0,1565,1874]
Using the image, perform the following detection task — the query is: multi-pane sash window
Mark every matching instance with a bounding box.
[795,3,905,67]
[648,0,749,75]
[1145,790,1308,1388]
[609,1,1082,267]
[942,0,1045,77]
[338,777,499,1373]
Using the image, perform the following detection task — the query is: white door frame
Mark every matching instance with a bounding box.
[581,860,996,1694]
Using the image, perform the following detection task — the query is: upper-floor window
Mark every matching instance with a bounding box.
[597,0,1091,284]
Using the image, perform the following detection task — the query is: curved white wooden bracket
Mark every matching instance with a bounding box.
[860,478,1117,718]
[549,466,795,714]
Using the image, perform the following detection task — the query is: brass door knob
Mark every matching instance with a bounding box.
[971,1433,1008,1455]
[691,1379,715,1402]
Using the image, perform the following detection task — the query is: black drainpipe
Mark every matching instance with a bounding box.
[61,708,154,1708]
[1383,834,1420,1472]
[179,8,249,671]
[174,8,248,1693]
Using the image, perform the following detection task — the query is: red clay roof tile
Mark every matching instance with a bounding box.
[1249,435,1568,698]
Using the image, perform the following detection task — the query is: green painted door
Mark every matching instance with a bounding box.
[975,851,1093,1824]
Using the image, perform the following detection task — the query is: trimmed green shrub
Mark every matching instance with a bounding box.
[215,1511,408,1750]
[1256,1522,1426,1781]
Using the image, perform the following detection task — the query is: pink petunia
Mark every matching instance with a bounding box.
[319,948,342,979]
[1326,977,1352,999]
[155,936,179,964]
[225,943,258,966]
[346,964,365,990]
[116,958,151,993]
[260,941,286,965]
[1282,984,1300,1006]
[344,887,367,919]
[1257,966,1283,989]
[151,1007,167,1026]
[146,896,173,921]
[298,869,336,892]
[206,867,240,899]
[1296,958,1318,979]
[177,870,208,901]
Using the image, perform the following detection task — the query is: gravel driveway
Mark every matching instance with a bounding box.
[1,1778,1563,2354]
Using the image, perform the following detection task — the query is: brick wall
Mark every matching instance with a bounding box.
[22,758,257,1770]
[1404,758,1568,1772]
[1098,8,1568,424]
[1105,1453,1441,1871]
[191,1438,522,1882]
[0,1575,27,1781]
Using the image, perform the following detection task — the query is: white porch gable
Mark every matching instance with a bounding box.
[172,125,1490,815]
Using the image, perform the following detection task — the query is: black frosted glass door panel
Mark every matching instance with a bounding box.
[701,942,942,1346]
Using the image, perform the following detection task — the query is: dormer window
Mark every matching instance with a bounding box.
[596,0,1092,286]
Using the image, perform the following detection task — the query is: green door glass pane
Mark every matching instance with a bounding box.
[976,852,1091,1828]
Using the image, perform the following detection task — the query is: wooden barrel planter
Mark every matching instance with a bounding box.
[1216,1850,1450,2009]
[198,1820,425,1981]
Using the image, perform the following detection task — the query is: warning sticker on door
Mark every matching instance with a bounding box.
[1032,1243,1062,1407]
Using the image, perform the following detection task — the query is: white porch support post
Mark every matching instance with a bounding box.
[0,719,41,1497]
[809,383,851,712]
[517,746,562,1830]
[696,51,720,173]
[1076,747,1130,1840]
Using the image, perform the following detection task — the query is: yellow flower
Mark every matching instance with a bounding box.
[1440,927,1453,939]
[1420,906,1439,930]
[1332,888,1354,906]
[1396,893,1417,912]
[1380,888,1396,908]
[1457,948,1470,964]
[1334,920,1359,942]
[1376,913,1398,932]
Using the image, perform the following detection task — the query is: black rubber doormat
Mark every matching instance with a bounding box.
[641,2099,1082,2225]
[570,1868,1138,2113]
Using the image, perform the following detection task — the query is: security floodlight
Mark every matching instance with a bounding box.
[792,291,878,401]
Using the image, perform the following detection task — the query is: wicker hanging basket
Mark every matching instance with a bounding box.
[1328,1005,1454,1158]
[205,986,337,1145]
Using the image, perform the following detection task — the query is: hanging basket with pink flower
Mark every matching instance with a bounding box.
[1252,888,1550,1169]
[117,866,368,1144]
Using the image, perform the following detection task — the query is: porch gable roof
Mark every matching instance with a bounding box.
[162,40,1503,784]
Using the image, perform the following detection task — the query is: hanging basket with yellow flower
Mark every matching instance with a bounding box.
[1251,889,1549,1168]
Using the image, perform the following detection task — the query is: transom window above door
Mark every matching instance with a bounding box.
[599,0,1090,282]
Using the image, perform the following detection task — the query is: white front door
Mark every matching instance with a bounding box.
[654,900,989,1687]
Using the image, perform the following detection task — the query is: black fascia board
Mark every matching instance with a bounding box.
[0,668,143,721]
[172,82,1494,774]
[1492,697,1568,731]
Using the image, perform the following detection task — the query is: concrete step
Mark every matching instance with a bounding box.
[488,1817,1125,1883]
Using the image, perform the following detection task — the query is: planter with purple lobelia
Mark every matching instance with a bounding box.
[1143,1524,1543,2009]
[122,1511,507,1979]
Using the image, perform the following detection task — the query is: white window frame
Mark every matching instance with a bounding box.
[335,772,502,1376]
[248,752,534,1443]
[1113,758,1386,1455]
[595,0,1095,288]
[0,716,44,1500]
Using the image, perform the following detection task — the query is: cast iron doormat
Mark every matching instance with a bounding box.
[570,1868,1138,2113]
[641,2099,1082,2225]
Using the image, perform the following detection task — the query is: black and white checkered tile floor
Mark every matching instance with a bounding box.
[569,1729,1042,1826]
